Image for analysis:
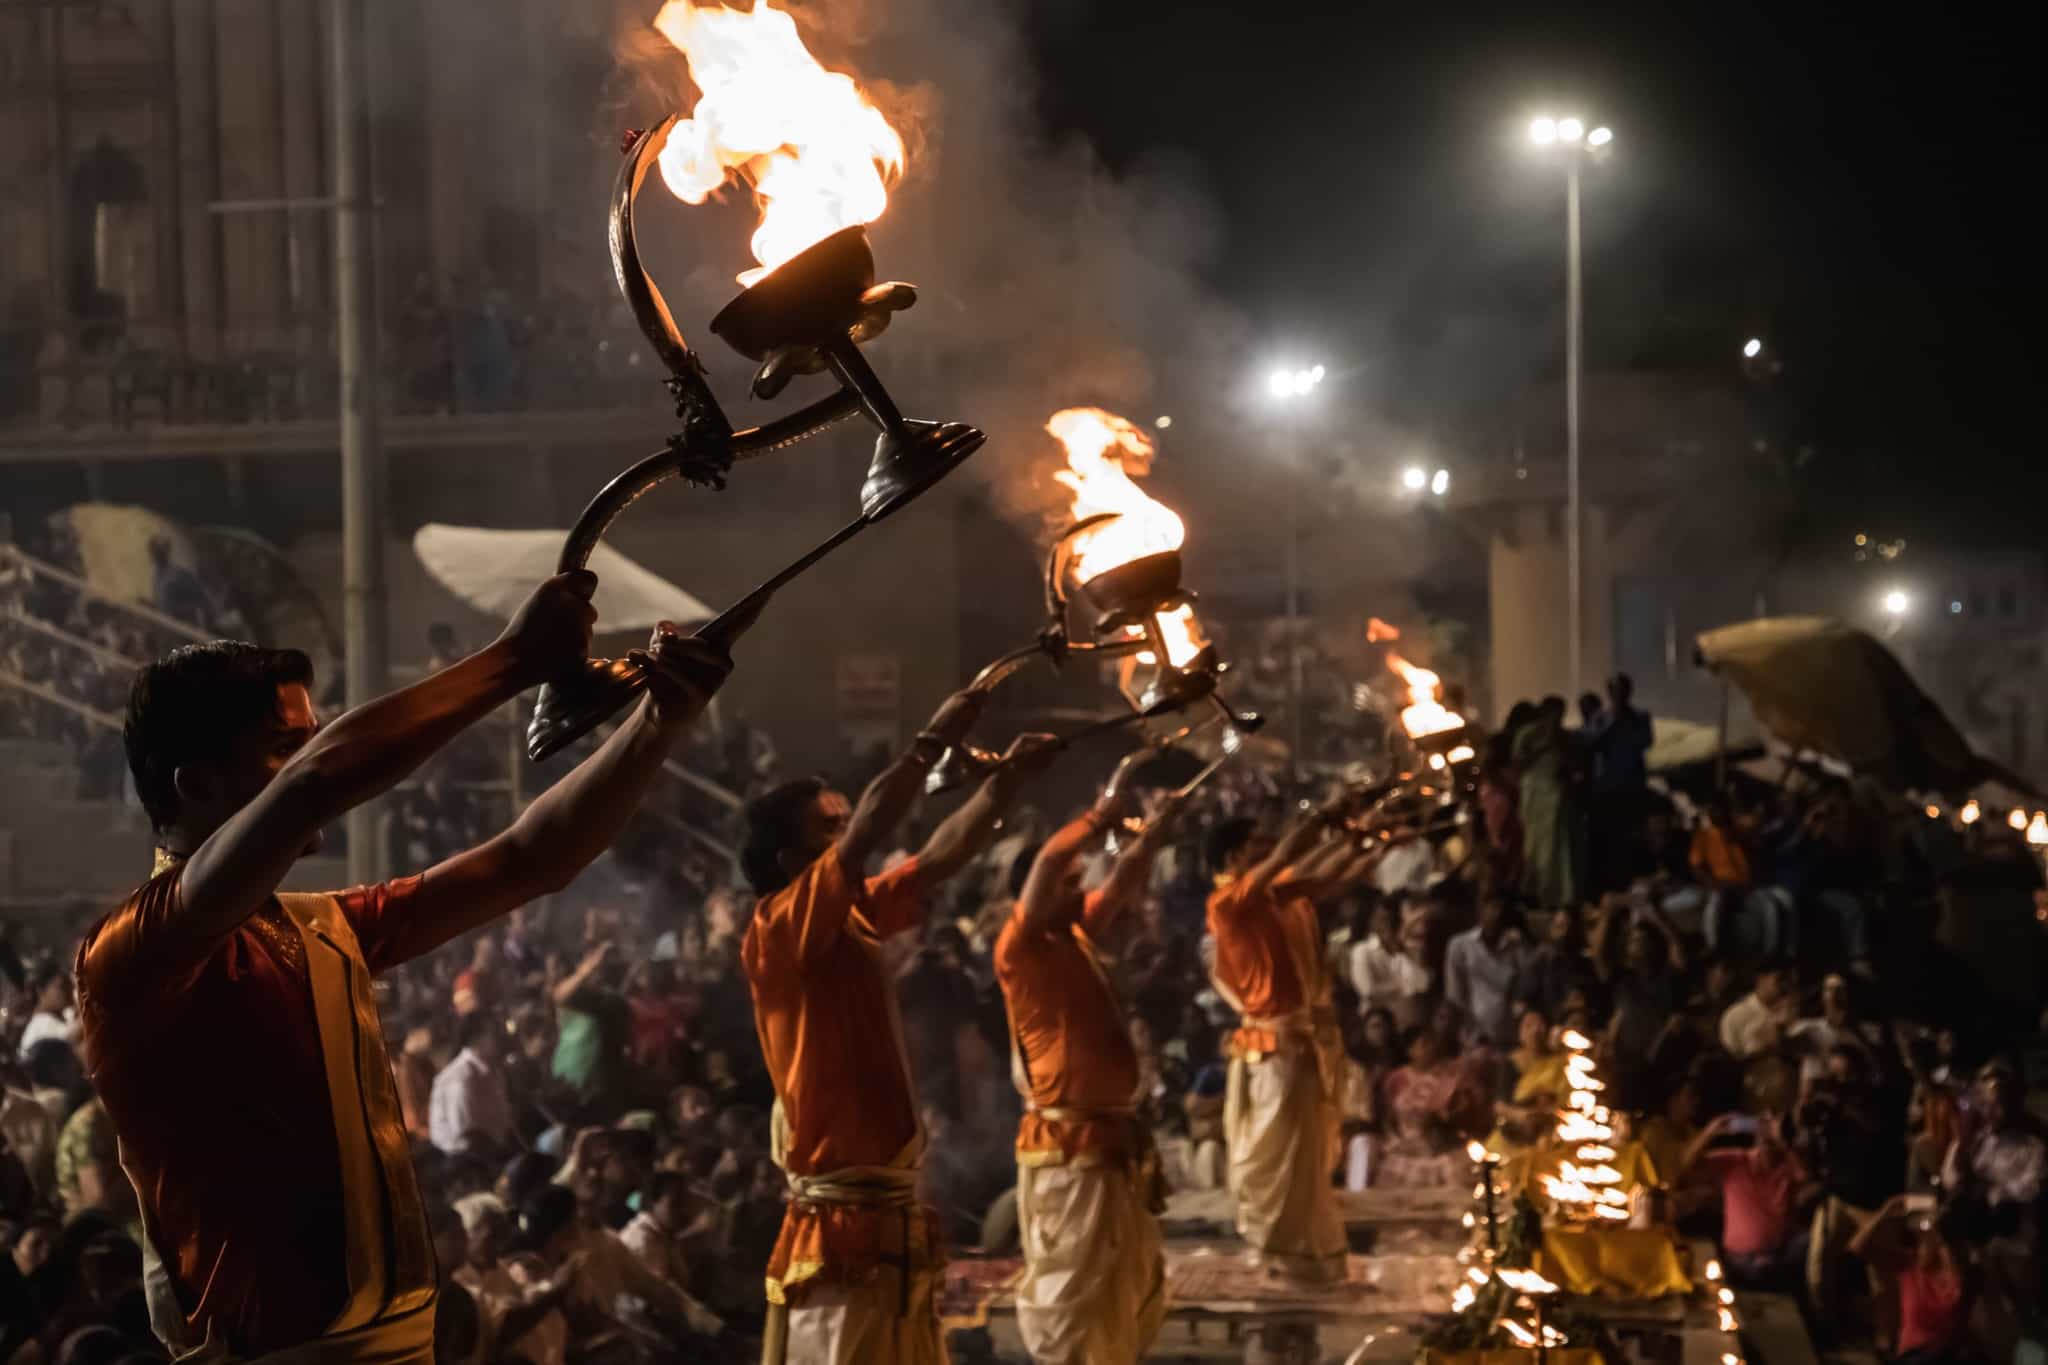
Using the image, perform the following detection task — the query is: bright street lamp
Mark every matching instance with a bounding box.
[1430,468,1451,497]
[1883,589,1910,617]
[1527,111,1612,702]
[1402,466,1428,491]
[1743,337,1764,359]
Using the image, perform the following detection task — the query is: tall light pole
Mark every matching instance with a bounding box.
[332,0,387,883]
[1267,362,1325,777]
[1529,115,1611,702]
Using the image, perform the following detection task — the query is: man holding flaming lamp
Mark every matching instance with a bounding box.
[995,774,1194,1364]
[79,586,730,1365]
[738,689,1060,1365]
[1204,795,1361,1283]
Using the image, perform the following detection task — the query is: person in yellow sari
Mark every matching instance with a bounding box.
[1488,1006,1568,1154]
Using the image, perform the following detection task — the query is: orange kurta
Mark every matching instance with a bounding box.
[77,868,437,1357]
[994,902,1142,1168]
[1206,876,1323,1057]
[740,851,941,1303]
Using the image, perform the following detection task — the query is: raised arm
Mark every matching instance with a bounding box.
[912,733,1062,889]
[1243,792,1348,898]
[836,688,985,881]
[370,631,732,964]
[179,573,597,948]
[1277,830,1367,903]
[1084,788,1189,936]
[1016,806,1111,938]
[552,942,615,1007]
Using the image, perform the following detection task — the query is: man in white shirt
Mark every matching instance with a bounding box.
[15,969,77,1058]
[1718,962,1796,1061]
[1349,900,1433,1028]
[1784,974,1881,1088]
[1444,895,1531,1047]
[618,1170,715,1297]
[430,1011,516,1157]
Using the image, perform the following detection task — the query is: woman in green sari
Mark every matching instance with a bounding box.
[1513,697,1583,908]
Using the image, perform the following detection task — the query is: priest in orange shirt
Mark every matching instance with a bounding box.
[77,579,729,1364]
[995,779,1189,1364]
[739,689,1058,1365]
[1204,795,1358,1282]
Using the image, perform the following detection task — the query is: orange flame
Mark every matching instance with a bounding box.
[1132,604,1203,669]
[1386,651,1462,738]
[651,0,905,288]
[1049,407,1184,582]
[1050,407,1205,671]
[1367,616,1401,643]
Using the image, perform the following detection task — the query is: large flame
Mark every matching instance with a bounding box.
[1387,652,1462,738]
[1050,407,1204,672]
[1049,408,1184,583]
[651,0,904,288]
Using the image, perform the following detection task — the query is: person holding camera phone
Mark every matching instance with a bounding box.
[1681,1111,1816,1291]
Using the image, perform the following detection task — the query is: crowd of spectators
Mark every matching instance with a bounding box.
[0,658,2039,1365]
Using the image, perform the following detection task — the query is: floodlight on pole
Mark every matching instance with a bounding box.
[1525,111,1611,704]
[1268,355,1326,779]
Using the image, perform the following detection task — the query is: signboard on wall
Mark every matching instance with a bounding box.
[836,652,901,755]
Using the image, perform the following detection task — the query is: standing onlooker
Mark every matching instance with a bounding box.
[430,1012,516,1159]
[1584,673,1653,896]
[1515,698,1583,909]
[1443,895,1531,1048]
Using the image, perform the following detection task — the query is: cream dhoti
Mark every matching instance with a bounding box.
[1222,1016,1347,1282]
[764,1163,946,1365]
[1012,1107,1167,1365]
[996,898,1166,1365]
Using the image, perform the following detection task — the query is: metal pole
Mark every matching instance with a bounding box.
[1565,158,1583,704]
[1285,421,1304,778]
[332,0,386,884]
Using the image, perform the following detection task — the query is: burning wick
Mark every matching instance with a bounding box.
[651,0,905,287]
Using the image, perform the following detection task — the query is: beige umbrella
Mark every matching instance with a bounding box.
[1696,615,2031,798]
[412,524,714,633]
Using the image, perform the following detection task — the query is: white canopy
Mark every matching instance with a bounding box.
[412,524,714,634]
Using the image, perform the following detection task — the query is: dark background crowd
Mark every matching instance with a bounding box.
[0,657,2041,1365]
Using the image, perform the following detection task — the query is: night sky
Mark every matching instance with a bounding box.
[1023,0,2045,546]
